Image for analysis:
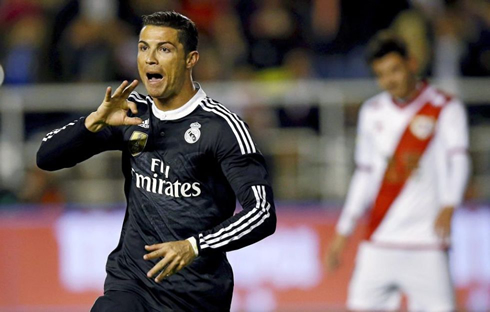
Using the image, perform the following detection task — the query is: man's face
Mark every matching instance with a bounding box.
[137,25,188,99]
[371,52,417,99]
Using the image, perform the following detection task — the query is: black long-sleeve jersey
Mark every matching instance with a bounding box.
[37,85,276,311]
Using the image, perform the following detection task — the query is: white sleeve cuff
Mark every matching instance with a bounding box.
[186,236,199,256]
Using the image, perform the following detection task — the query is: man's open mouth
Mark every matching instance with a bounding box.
[147,73,163,81]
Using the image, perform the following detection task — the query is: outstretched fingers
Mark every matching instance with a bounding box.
[147,256,172,279]
[143,244,165,259]
[112,80,129,98]
[145,243,164,252]
[122,79,139,97]
[104,87,112,102]
[155,259,179,282]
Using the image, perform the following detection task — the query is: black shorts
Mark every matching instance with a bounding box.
[91,290,155,312]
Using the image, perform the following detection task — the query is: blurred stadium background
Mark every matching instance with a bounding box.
[1,0,490,311]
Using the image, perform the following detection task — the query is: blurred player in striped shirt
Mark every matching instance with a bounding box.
[326,33,470,311]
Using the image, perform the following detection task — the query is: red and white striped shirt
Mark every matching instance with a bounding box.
[337,83,470,247]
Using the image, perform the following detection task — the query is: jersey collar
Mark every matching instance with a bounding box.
[150,82,206,121]
[390,81,428,109]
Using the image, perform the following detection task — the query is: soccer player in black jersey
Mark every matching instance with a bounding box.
[37,11,276,312]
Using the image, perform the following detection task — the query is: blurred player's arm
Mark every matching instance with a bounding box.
[37,80,141,171]
[326,104,373,272]
[326,167,373,272]
[434,100,471,239]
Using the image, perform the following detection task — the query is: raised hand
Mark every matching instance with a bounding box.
[144,240,197,283]
[85,80,142,132]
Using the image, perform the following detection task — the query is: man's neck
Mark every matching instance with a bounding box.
[393,80,424,106]
[153,81,197,112]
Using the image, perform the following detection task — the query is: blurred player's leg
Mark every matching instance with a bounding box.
[399,249,455,311]
[347,243,402,311]
[91,290,149,312]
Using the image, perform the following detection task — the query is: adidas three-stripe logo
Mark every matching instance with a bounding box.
[199,185,271,250]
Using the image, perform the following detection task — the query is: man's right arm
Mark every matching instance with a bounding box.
[36,118,121,171]
[37,80,141,171]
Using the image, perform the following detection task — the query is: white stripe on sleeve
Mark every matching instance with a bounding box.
[199,99,256,155]
[42,119,79,142]
[208,98,256,154]
[128,92,147,105]
[199,185,271,250]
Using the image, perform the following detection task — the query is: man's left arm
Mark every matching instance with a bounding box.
[144,121,276,282]
[197,153,276,255]
[194,119,276,255]
[435,100,471,239]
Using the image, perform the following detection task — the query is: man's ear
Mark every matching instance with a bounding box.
[186,51,199,69]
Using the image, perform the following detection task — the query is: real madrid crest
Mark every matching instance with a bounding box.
[185,122,201,144]
[409,115,436,140]
[128,131,148,156]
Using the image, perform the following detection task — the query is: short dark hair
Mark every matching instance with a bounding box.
[142,11,198,54]
[365,32,408,64]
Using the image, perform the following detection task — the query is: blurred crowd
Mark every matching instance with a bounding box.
[1,0,490,206]
[1,0,490,86]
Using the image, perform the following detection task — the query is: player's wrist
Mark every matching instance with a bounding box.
[85,112,107,133]
[440,204,457,212]
[186,236,199,257]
